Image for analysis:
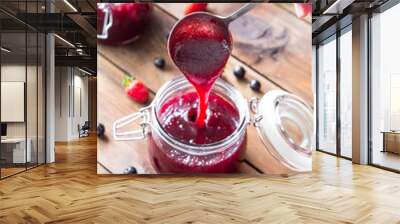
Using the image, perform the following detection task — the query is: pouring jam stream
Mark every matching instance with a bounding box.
[168,13,232,127]
[148,13,241,173]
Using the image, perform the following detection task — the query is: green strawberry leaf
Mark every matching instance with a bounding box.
[121,73,135,87]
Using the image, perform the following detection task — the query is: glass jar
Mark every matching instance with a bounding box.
[97,3,152,45]
[249,90,313,173]
[113,77,313,174]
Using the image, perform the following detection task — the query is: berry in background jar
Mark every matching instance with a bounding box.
[97,3,152,45]
[294,3,312,18]
[184,3,208,15]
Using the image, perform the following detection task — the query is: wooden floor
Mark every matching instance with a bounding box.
[372,150,400,171]
[1,167,26,178]
[1,135,400,223]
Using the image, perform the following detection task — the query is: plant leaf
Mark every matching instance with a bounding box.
[121,74,134,87]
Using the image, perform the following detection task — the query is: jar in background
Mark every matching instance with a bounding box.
[97,3,152,45]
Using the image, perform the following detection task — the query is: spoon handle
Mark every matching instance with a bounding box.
[223,3,257,24]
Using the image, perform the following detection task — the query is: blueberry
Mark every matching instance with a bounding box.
[165,32,170,40]
[250,79,261,91]
[123,166,137,174]
[233,65,245,79]
[154,57,165,69]
[97,123,105,137]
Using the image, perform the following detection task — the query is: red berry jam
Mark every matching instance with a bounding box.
[97,3,152,45]
[169,13,232,126]
[148,92,245,173]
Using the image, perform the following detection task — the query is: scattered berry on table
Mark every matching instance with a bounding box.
[154,57,165,69]
[97,123,105,137]
[250,79,261,91]
[123,166,137,174]
[125,80,149,104]
[233,65,245,79]
[184,3,208,15]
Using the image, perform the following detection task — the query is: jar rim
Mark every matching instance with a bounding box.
[254,90,313,172]
[274,93,313,157]
[151,77,249,156]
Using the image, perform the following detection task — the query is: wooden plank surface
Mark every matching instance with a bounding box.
[97,3,311,174]
[97,55,157,174]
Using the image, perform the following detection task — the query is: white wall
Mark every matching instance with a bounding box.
[1,63,46,164]
[1,65,35,138]
[1,65,26,135]
[55,66,69,141]
[1,82,25,122]
[54,67,89,141]
[72,73,89,138]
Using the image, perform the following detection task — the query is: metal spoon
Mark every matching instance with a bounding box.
[168,3,257,65]
[221,3,257,24]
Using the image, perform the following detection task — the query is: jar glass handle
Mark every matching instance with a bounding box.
[97,4,113,40]
[113,106,152,141]
[249,97,263,126]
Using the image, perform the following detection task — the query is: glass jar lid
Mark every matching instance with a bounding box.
[250,90,314,172]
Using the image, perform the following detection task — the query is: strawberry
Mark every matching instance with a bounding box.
[184,3,208,15]
[294,3,312,18]
[122,75,149,104]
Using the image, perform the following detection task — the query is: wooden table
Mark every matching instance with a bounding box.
[97,3,312,174]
